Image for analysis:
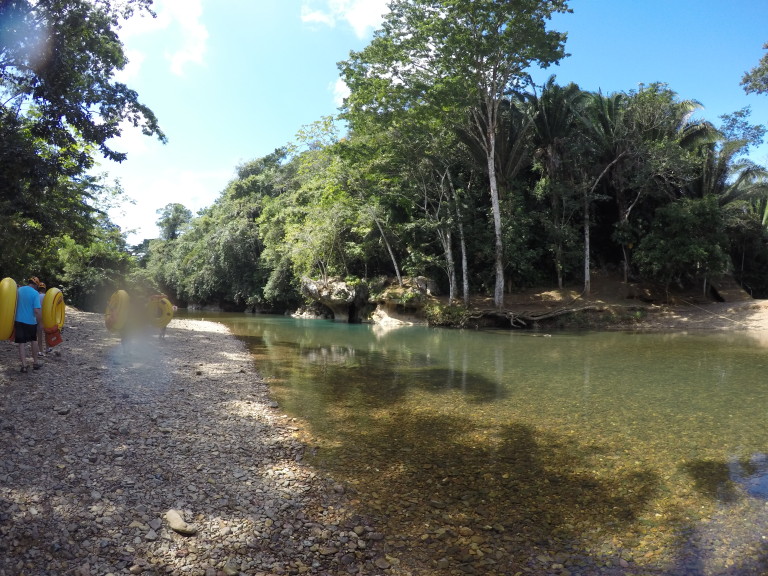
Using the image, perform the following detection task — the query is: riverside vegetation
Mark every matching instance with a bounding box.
[4,1,768,322]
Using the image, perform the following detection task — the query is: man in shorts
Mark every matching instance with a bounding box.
[16,277,43,373]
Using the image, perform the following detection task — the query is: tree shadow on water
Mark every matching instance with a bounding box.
[269,353,511,417]
[682,459,740,502]
[312,408,662,575]
[396,366,509,404]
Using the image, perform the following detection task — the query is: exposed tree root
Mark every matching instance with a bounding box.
[462,305,604,329]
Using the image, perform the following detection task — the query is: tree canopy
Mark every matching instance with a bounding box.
[0,0,165,164]
[134,80,768,314]
[0,0,164,280]
[156,203,193,241]
[7,2,768,317]
[339,0,569,308]
[742,42,768,95]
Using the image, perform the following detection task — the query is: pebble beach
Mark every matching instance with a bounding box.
[0,309,392,576]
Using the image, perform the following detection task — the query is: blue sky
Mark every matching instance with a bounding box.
[103,0,768,244]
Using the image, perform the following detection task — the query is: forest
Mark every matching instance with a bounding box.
[3,0,768,317]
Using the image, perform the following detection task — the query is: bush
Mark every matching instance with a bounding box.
[634,196,729,288]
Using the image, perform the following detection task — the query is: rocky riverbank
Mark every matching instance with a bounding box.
[0,309,393,576]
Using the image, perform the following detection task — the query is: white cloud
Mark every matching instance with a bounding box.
[118,0,208,77]
[300,7,335,28]
[332,77,350,107]
[301,0,389,39]
[110,165,233,243]
[163,0,208,76]
[109,121,155,159]
[115,48,145,82]
[118,7,166,38]
[342,0,389,38]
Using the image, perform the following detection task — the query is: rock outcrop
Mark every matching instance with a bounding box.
[300,277,370,323]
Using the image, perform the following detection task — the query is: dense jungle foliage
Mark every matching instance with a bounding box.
[3,0,768,314]
[141,88,768,312]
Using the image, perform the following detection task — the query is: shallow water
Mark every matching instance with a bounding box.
[182,312,768,574]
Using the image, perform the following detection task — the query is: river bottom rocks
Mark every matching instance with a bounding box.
[0,310,390,575]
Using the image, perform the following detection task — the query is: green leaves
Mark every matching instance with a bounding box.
[156,203,192,241]
[742,41,768,95]
[339,0,570,307]
[0,0,163,282]
[340,0,569,133]
[0,0,165,163]
[634,196,729,286]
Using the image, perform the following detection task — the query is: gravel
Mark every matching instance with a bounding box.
[0,309,393,576]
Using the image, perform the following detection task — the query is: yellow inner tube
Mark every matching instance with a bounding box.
[147,297,174,328]
[105,290,129,332]
[0,277,18,340]
[42,287,65,331]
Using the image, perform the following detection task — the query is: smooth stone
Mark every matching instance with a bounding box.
[165,509,199,536]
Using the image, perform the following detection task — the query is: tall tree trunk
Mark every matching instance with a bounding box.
[549,178,564,289]
[470,96,508,310]
[617,190,642,284]
[458,218,469,307]
[437,228,457,303]
[583,185,591,295]
[487,142,505,309]
[447,173,470,307]
[621,242,630,284]
[584,153,627,293]
[371,212,402,287]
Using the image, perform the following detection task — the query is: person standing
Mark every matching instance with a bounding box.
[16,277,43,373]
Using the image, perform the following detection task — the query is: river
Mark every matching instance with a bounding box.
[181,311,768,575]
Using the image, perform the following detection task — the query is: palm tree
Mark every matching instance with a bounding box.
[458,97,534,297]
[685,138,768,206]
[580,84,710,283]
[685,137,768,288]
[525,76,585,288]
[577,90,630,289]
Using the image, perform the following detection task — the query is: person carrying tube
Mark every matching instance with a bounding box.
[16,277,43,373]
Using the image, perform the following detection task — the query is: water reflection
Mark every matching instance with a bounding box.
[181,312,768,575]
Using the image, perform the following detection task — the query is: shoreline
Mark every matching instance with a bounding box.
[620,299,768,334]
[0,308,391,575]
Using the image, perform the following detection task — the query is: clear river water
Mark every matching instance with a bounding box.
[181,311,768,575]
